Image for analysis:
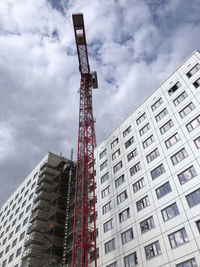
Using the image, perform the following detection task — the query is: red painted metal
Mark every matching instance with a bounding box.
[72,13,97,267]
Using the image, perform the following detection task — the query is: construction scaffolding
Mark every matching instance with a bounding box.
[21,153,75,267]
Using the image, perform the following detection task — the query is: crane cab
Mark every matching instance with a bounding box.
[91,71,98,89]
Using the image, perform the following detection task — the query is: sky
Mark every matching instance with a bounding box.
[0,0,200,207]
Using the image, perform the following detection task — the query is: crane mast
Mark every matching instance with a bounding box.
[72,13,97,267]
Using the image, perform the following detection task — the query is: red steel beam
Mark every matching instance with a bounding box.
[72,13,97,267]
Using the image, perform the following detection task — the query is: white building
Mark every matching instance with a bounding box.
[0,152,74,267]
[94,50,200,267]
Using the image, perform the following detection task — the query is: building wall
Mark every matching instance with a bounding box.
[0,155,46,267]
[0,152,69,267]
[94,50,200,267]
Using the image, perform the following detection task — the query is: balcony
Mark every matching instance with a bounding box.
[27,220,48,234]
[35,181,52,194]
[37,173,54,185]
[22,244,43,259]
[32,199,49,212]
[34,191,57,203]
[24,232,45,247]
[29,210,48,223]
[38,166,59,179]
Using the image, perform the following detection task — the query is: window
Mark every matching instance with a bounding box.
[196,220,200,233]
[6,225,10,233]
[186,63,200,78]
[26,204,31,212]
[15,193,19,200]
[9,231,13,239]
[171,148,188,165]
[143,135,154,149]
[168,81,181,95]
[102,186,110,198]
[130,162,141,176]
[151,164,165,180]
[136,195,150,211]
[139,123,150,136]
[5,245,10,253]
[124,252,138,267]
[178,166,197,184]
[193,77,200,88]
[103,219,113,233]
[161,202,179,221]
[127,148,138,162]
[113,161,123,173]
[12,218,17,226]
[160,119,174,134]
[156,182,172,199]
[151,98,163,111]
[99,149,107,159]
[146,148,159,163]
[165,132,180,149]
[115,174,125,188]
[179,102,195,118]
[29,192,34,201]
[22,200,26,208]
[101,172,109,184]
[18,196,22,203]
[12,238,17,247]
[194,136,200,148]
[140,216,155,233]
[2,260,7,267]
[31,182,36,190]
[102,201,112,215]
[136,113,146,125]
[119,208,130,223]
[15,224,20,233]
[9,253,14,263]
[106,262,117,267]
[117,190,127,204]
[20,231,25,241]
[111,138,119,149]
[23,217,28,226]
[168,228,188,248]
[24,189,29,197]
[105,238,115,254]
[12,203,16,210]
[125,136,134,149]
[186,115,200,132]
[133,177,145,193]
[176,258,197,267]
[173,91,188,106]
[121,228,134,244]
[0,231,4,238]
[145,241,161,259]
[186,188,200,207]
[0,251,3,258]
[100,160,108,171]
[123,126,132,137]
[16,247,22,257]
[155,108,168,122]
[112,149,120,160]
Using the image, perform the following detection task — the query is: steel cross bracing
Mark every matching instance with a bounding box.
[72,13,97,267]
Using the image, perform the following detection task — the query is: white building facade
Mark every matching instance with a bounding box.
[0,152,72,267]
[94,50,200,267]
[0,155,43,267]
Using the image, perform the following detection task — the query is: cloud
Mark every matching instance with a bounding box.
[0,0,200,207]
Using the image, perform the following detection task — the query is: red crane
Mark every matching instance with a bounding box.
[72,13,98,267]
